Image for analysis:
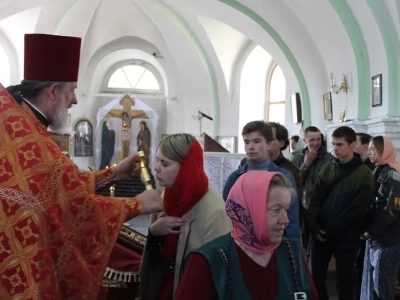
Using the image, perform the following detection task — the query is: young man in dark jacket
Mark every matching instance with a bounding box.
[307,126,375,300]
[269,122,302,224]
[355,132,375,170]
[292,126,332,249]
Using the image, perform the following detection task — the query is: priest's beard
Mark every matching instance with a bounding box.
[48,97,69,134]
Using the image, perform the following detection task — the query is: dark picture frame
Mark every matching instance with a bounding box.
[74,119,93,156]
[372,74,382,107]
[49,132,71,153]
[290,93,302,124]
[323,92,333,120]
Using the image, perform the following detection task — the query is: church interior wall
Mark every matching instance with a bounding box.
[1,0,400,167]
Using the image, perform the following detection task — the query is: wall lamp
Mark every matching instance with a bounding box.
[330,73,348,94]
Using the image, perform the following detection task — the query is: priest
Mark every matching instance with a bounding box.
[0,33,162,300]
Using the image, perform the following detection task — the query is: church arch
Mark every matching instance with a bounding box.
[102,59,164,95]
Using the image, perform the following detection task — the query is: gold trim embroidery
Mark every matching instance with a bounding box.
[0,185,45,211]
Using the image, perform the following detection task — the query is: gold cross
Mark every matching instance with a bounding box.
[105,95,148,120]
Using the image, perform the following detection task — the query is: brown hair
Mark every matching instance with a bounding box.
[157,133,195,164]
[370,135,384,157]
[242,121,273,143]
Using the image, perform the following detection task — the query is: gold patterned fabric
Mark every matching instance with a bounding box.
[0,84,142,300]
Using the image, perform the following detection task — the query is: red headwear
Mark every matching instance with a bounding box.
[161,139,209,261]
[24,34,81,82]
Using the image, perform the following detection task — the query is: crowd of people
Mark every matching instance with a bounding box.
[1,32,399,300]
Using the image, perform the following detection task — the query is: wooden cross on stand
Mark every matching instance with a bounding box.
[105,95,148,123]
[105,95,149,160]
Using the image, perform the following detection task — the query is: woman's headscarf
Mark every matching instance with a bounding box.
[161,139,209,261]
[226,171,284,254]
[376,136,400,173]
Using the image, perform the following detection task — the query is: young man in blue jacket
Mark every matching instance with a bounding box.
[223,120,300,239]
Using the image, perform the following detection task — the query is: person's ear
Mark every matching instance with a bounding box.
[46,83,60,101]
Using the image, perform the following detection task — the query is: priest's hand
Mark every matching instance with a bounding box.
[114,154,141,181]
[150,216,188,236]
[136,189,163,214]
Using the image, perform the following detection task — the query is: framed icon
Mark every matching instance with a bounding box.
[323,92,333,121]
[371,74,382,107]
[74,119,93,156]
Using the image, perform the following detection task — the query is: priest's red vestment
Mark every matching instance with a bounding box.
[0,84,142,300]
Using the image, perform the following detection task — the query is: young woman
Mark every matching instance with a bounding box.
[139,133,232,300]
[176,171,317,300]
[361,136,400,300]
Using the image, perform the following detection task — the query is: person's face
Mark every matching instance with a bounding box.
[268,128,284,158]
[267,187,291,244]
[48,83,77,132]
[331,137,355,160]
[304,131,322,152]
[354,136,367,156]
[243,131,269,161]
[154,149,181,188]
[367,141,380,163]
[290,139,297,151]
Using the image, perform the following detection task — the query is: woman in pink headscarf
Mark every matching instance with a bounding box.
[175,171,317,300]
[361,136,400,300]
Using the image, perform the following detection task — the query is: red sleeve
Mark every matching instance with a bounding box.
[175,253,219,300]
[302,255,318,299]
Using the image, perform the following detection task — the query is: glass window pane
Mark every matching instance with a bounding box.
[268,103,285,124]
[135,69,160,90]
[108,68,131,88]
[124,65,146,87]
[269,66,286,103]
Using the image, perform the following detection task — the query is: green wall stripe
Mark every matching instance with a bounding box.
[367,0,400,116]
[152,0,220,135]
[218,0,311,127]
[329,0,370,120]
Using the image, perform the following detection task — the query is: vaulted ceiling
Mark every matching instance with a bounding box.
[1,0,399,135]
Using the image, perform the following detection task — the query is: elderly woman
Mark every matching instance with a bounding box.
[139,133,232,300]
[176,171,317,300]
[361,136,400,300]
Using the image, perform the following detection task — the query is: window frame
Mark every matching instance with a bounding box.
[102,59,164,94]
[266,64,286,122]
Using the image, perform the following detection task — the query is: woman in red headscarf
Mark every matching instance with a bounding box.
[139,133,232,300]
[361,136,400,300]
[176,170,317,300]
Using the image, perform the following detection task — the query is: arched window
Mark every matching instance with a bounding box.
[0,45,10,87]
[267,65,286,124]
[102,60,164,94]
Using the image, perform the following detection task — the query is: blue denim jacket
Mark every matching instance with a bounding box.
[223,162,300,239]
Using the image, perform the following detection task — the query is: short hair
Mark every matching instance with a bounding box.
[242,121,273,143]
[370,135,384,157]
[269,122,289,151]
[356,133,372,145]
[304,126,321,136]
[291,135,300,143]
[331,126,356,144]
[269,174,296,206]
[157,133,195,164]
[7,80,67,104]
